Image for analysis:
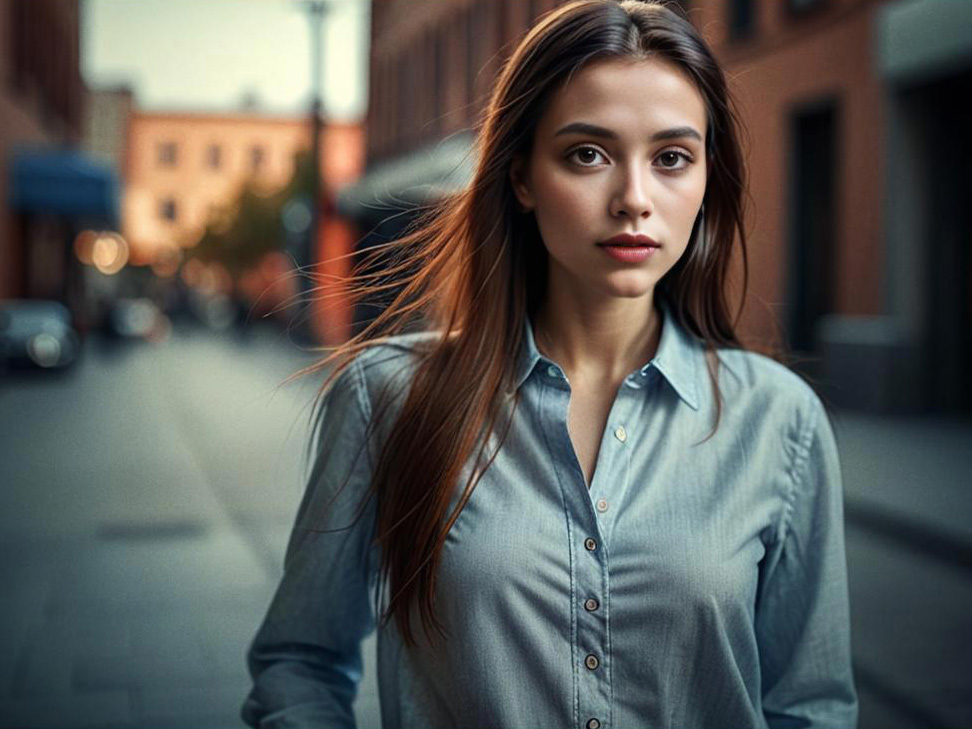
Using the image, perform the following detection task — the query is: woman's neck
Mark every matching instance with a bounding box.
[533,294,662,385]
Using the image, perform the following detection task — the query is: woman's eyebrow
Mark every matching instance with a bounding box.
[553,121,703,143]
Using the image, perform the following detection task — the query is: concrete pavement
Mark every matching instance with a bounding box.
[834,410,972,729]
[0,324,381,729]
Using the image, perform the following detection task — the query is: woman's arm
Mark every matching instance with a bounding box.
[242,357,378,729]
[756,393,859,729]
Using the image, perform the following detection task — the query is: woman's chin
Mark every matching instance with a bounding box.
[600,272,658,300]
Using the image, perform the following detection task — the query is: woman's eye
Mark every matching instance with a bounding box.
[568,146,606,166]
[656,150,691,170]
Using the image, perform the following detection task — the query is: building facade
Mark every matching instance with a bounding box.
[122,111,364,344]
[0,0,116,320]
[343,0,971,414]
[690,0,971,414]
[123,112,362,264]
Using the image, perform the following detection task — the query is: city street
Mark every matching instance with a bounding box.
[0,323,380,729]
[0,323,969,728]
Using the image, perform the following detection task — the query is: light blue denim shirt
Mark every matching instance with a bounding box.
[243,302,858,729]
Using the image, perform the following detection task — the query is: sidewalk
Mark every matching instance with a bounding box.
[832,410,972,729]
[0,327,381,729]
[833,410,972,549]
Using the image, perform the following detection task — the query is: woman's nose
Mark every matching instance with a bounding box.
[609,164,654,219]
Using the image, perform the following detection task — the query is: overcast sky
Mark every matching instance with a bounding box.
[80,0,370,119]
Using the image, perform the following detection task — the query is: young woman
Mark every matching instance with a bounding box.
[243,2,858,728]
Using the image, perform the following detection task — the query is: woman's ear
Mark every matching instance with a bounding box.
[509,154,536,212]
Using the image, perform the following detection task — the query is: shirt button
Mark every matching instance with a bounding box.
[614,425,627,442]
[595,498,609,513]
[585,654,599,670]
[584,537,597,551]
[587,719,601,729]
[584,598,599,612]
[546,365,559,378]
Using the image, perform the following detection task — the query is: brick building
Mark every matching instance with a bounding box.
[1,0,117,320]
[690,0,971,414]
[341,0,971,414]
[123,112,362,262]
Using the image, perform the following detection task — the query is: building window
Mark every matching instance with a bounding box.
[207,144,222,169]
[160,198,178,222]
[728,0,755,41]
[250,145,265,173]
[158,141,178,167]
[786,100,838,353]
[789,0,825,13]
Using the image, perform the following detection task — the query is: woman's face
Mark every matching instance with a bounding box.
[511,56,709,303]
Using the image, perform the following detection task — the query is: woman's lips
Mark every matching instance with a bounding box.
[599,244,659,263]
[598,234,661,263]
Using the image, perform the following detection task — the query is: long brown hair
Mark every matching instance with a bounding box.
[294,0,749,647]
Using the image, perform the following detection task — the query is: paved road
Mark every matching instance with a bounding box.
[0,324,380,729]
[0,323,969,728]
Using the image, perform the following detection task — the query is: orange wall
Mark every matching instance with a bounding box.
[313,213,356,345]
[124,112,363,264]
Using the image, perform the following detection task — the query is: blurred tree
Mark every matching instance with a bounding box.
[189,149,316,276]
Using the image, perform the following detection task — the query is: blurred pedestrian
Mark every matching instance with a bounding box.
[243,2,858,728]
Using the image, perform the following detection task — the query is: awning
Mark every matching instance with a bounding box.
[878,0,972,84]
[338,132,476,221]
[8,147,120,226]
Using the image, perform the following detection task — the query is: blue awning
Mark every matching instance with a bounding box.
[8,148,120,226]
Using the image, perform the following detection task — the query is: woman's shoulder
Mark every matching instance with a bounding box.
[353,330,438,374]
[710,347,834,464]
[343,330,441,407]
[713,345,824,414]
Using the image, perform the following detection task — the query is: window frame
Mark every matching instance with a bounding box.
[157,141,178,168]
[728,0,756,43]
[159,197,178,222]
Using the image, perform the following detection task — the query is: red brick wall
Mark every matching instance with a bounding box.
[691,0,887,338]
[0,0,82,299]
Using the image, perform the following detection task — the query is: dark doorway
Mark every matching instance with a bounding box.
[917,71,972,413]
[786,100,839,355]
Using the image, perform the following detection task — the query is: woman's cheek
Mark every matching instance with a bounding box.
[539,173,598,221]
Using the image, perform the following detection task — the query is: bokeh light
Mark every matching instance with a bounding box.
[91,232,130,275]
[152,246,183,278]
[73,229,98,265]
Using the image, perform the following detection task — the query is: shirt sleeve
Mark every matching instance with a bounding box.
[242,355,378,729]
[756,392,859,729]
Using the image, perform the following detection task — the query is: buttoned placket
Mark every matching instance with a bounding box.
[539,360,648,729]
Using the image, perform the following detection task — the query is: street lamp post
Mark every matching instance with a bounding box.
[296,0,329,342]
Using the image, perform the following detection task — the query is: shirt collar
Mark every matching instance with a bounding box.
[513,299,704,411]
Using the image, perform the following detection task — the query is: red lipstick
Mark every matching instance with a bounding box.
[598,233,661,263]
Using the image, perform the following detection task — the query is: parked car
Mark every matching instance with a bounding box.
[105,298,159,339]
[0,299,81,371]
[104,297,165,341]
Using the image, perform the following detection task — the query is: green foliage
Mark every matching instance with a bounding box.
[190,149,316,276]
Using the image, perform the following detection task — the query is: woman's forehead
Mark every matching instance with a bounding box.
[537,57,708,139]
